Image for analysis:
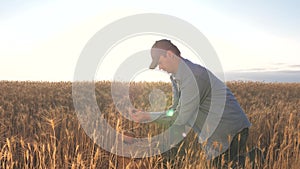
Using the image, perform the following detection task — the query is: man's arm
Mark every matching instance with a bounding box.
[173,74,200,126]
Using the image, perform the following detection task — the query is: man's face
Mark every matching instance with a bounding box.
[158,54,173,73]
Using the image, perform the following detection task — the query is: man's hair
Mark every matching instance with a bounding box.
[151,39,181,57]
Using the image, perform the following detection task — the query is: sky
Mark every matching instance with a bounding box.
[0,0,299,82]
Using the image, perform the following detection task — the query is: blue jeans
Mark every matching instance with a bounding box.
[160,127,249,168]
[212,128,249,169]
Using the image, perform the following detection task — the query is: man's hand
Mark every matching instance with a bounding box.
[128,109,151,123]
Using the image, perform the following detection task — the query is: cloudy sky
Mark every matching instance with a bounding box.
[0,0,299,82]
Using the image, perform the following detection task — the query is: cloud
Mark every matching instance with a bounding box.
[231,63,300,72]
[226,63,300,82]
[289,64,300,69]
[225,70,300,82]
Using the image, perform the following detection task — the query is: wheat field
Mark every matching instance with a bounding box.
[0,81,299,169]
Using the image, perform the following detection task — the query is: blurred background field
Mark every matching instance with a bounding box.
[0,81,299,169]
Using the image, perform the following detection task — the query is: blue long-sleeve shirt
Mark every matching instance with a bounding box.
[153,58,251,159]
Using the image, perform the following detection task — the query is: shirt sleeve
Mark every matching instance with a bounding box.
[173,74,200,126]
[151,70,200,127]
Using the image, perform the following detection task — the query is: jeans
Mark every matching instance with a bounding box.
[160,128,249,169]
[212,128,249,169]
[160,130,195,169]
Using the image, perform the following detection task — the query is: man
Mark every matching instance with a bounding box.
[130,39,251,168]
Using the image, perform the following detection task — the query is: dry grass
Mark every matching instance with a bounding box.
[0,81,299,169]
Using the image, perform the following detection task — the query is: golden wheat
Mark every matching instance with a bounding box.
[0,81,299,168]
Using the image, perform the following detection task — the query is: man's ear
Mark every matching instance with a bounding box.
[166,50,174,58]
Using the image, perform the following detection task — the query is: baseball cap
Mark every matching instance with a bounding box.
[149,39,173,69]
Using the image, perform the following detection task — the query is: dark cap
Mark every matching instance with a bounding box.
[149,39,180,69]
